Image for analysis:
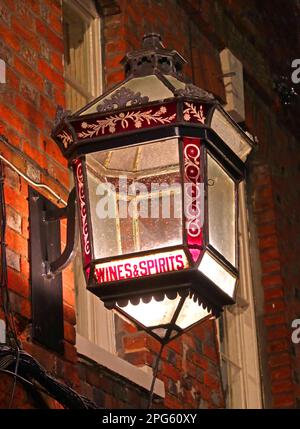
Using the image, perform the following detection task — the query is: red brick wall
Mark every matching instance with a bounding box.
[103,0,226,99]
[0,0,74,408]
[115,316,224,408]
[250,164,295,408]
[227,0,299,407]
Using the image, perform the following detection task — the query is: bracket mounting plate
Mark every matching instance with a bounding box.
[29,187,64,354]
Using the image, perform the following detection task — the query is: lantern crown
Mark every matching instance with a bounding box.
[53,34,216,124]
[52,33,254,173]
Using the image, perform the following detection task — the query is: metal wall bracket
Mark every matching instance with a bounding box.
[44,188,78,277]
[29,187,77,353]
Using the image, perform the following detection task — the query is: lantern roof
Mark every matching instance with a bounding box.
[73,33,215,117]
[52,34,255,166]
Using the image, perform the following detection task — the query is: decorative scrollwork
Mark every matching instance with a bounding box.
[57,130,73,149]
[75,161,91,262]
[96,87,149,112]
[175,84,214,101]
[183,102,206,124]
[54,105,71,128]
[184,140,203,252]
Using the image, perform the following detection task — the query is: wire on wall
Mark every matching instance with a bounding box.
[0,160,23,408]
[147,342,165,409]
[0,134,67,206]
[0,154,67,206]
[0,161,19,347]
[0,345,98,409]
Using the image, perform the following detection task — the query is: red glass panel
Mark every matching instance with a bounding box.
[73,158,91,274]
[183,137,203,262]
[74,102,177,142]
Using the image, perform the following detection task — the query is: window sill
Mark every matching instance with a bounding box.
[76,334,165,398]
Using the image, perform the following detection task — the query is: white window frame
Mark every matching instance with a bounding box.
[63,0,102,107]
[218,181,262,408]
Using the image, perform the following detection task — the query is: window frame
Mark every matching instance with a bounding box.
[63,0,102,109]
[218,181,262,408]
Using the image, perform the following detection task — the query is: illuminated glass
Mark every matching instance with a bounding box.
[176,297,211,330]
[199,252,236,298]
[86,138,183,259]
[118,293,212,337]
[117,295,181,328]
[208,154,236,266]
[210,108,252,161]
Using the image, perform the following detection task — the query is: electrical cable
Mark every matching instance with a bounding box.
[0,160,23,409]
[0,368,36,389]
[8,346,20,409]
[0,134,68,206]
[0,154,67,206]
[0,161,19,345]
[0,368,66,407]
[147,342,165,409]
[0,346,98,409]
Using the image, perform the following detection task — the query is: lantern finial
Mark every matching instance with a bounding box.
[142,33,163,49]
[121,34,186,79]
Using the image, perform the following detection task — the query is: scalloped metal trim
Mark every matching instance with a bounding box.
[115,289,220,318]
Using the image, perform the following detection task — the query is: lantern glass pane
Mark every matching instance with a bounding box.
[176,297,211,330]
[199,251,236,298]
[210,108,252,161]
[85,138,183,260]
[117,295,181,328]
[86,166,120,258]
[81,75,174,115]
[208,154,236,266]
[164,75,186,90]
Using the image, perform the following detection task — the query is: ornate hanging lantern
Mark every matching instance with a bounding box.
[51,34,253,344]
